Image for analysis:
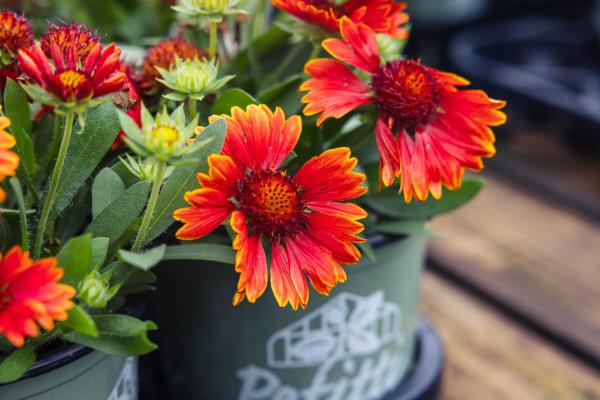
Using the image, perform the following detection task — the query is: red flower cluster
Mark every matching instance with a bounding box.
[0,11,34,91]
[18,40,126,106]
[301,18,506,201]
[272,0,409,38]
[40,23,100,61]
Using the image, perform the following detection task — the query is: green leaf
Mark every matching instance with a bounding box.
[364,179,485,219]
[163,244,235,264]
[372,219,437,237]
[212,88,257,115]
[3,79,36,176]
[62,315,157,356]
[144,120,227,243]
[0,345,35,384]
[91,237,110,268]
[92,168,125,218]
[118,244,166,271]
[85,181,151,248]
[258,74,303,115]
[63,304,98,337]
[3,79,32,135]
[57,234,93,287]
[50,103,120,220]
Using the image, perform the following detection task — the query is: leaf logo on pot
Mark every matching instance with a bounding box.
[267,291,403,368]
[238,291,406,400]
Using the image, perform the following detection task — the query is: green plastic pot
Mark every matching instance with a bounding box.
[0,346,137,400]
[155,235,426,399]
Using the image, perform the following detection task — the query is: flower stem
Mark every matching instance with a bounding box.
[132,161,167,252]
[9,177,29,251]
[209,21,218,59]
[309,44,321,61]
[188,97,198,121]
[33,111,75,258]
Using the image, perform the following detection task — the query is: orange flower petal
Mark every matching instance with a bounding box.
[294,147,367,202]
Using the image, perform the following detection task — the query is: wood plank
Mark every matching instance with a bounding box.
[422,272,600,400]
[428,173,600,361]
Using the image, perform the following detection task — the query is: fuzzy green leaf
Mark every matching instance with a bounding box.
[258,74,303,115]
[163,244,235,264]
[118,245,166,271]
[62,315,157,356]
[91,237,110,269]
[50,103,120,220]
[85,181,151,248]
[3,79,36,176]
[143,120,227,243]
[0,345,35,384]
[92,168,125,218]
[212,88,257,115]
[63,304,98,337]
[57,234,93,287]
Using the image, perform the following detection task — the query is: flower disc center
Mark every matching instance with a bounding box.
[57,70,90,98]
[151,124,181,147]
[371,60,441,127]
[237,171,305,240]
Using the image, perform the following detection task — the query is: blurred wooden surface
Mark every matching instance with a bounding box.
[428,172,600,362]
[422,272,600,400]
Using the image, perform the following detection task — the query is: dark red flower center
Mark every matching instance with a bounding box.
[236,170,306,241]
[371,60,441,128]
[57,70,91,99]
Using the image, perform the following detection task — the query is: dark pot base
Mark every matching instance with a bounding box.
[387,317,445,400]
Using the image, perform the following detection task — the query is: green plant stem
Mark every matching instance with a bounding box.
[188,97,198,120]
[209,21,218,59]
[266,41,306,85]
[309,44,321,61]
[42,115,63,173]
[33,111,75,258]
[9,177,29,251]
[132,161,167,252]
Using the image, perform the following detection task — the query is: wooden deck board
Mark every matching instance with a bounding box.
[428,173,600,361]
[422,272,600,400]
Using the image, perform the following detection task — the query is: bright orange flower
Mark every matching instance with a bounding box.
[141,37,205,92]
[0,114,19,202]
[272,0,409,38]
[301,18,506,202]
[0,246,75,347]
[174,104,367,309]
[40,23,100,61]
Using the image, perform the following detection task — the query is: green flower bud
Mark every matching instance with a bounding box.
[79,273,111,309]
[172,0,246,20]
[157,57,234,102]
[117,103,215,164]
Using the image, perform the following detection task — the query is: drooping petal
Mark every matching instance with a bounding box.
[375,116,401,188]
[301,59,374,126]
[230,211,268,305]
